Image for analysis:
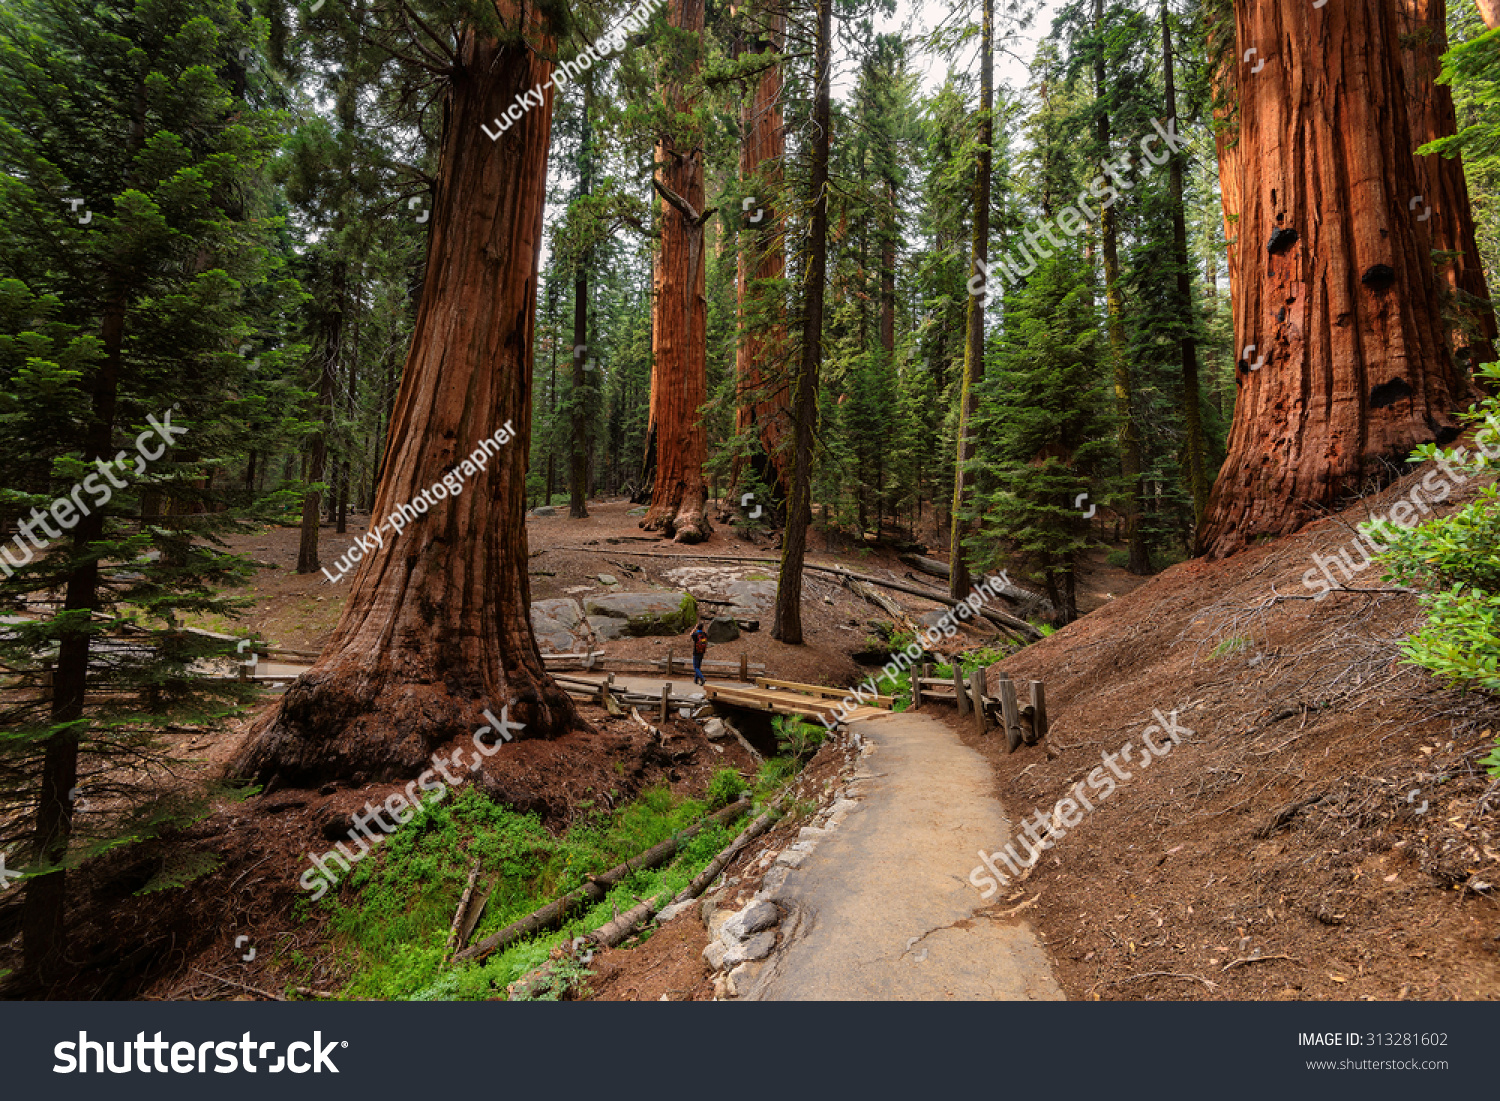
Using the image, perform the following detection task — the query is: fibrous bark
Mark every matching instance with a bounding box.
[729,2,791,508]
[232,11,586,788]
[643,0,712,544]
[1200,0,1475,557]
[772,0,831,644]
[1396,0,1497,368]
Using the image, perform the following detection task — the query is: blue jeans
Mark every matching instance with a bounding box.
[693,654,704,681]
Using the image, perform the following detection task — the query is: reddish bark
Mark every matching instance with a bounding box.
[730,3,791,506]
[232,12,586,788]
[642,0,712,543]
[1397,0,1497,368]
[1200,0,1475,557]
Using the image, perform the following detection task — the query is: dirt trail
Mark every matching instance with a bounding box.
[744,710,1064,1001]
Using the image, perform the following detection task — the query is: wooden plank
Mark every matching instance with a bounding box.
[953,665,969,717]
[752,677,893,708]
[659,683,670,724]
[739,653,749,683]
[970,669,988,736]
[1028,680,1048,744]
[1000,677,1022,753]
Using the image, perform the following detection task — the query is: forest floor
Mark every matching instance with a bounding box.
[12,482,1494,1002]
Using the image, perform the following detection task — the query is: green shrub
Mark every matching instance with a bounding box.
[706,767,748,809]
[1377,363,1500,693]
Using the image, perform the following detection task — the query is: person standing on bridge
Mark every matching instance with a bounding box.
[690,621,709,686]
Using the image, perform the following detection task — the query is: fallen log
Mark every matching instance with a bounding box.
[445,858,482,959]
[453,797,751,963]
[590,797,785,949]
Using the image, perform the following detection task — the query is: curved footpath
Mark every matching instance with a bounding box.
[744,709,1064,1001]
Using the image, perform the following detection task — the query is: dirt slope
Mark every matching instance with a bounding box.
[971,461,1500,1000]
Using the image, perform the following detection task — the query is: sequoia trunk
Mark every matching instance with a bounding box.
[1200,0,1473,556]
[643,0,712,543]
[231,15,585,788]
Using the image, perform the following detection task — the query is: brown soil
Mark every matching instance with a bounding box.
[964,461,1500,1001]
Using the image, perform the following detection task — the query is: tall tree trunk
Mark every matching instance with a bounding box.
[772,0,831,644]
[1476,0,1499,30]
[1397,0,1497,368]
[1200,0,1473,557]
[570,77,593,521]
[297,294,338,573]
[231,12,586,788]
[730,2,790,508]
[949,0,992,601]
[1161,2,1209,526]
[643,0,712,543]
[1095,0,1150,575]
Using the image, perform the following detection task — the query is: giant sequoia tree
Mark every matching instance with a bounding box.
[643,0,713,543]
[233,1,587,788]
[1200,0,1478,556]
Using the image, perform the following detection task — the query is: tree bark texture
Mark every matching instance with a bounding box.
[772,0,831,644]
[643,0,712,543]
[1396,0,1497,368]
[730,3,791,506]
[950,0,992,600]
[231,12,586,789]
[1200,0,1475,557]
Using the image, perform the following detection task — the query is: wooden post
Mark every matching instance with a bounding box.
[600,673,613,706]
[999,678,1021,753]
[953,664,968,717]
[915,662,929,710]
[739,653,749,683]
[666,648,675,677]
[1028,681,1047,744]
[969,669,988,736]
[660,683,670,724]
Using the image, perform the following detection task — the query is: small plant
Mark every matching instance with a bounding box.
[773,715,826,760]
[1211,636,1254,659]
[1481,735,1500,780]
[706,767,748,809]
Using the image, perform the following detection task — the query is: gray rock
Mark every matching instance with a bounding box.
[775,850,809,869]
[628,506,648,516]
[726,578,777,612]
[531,506,557,517]
[702,940,729,971]
[533,598,586,631]
[586,615,628,642]
[705,616,740,644]
[918,609,949,629]
[655,899,695,924]
[597,573,618,586]
[721,898,779,941]
[703,718,730,741]
[583,591,698,636]
[531,618,578,654]
[736,619,760,632]
[724,931,776,968]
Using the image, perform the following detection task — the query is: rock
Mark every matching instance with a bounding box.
[533,598,586,631]
[797,826,827,843]
[758,867,790,898]
[531,506,557,517]
[583,591,698,636]
[703,718,730,741]
[703,940,729,971]
[734,931,776,963]
[918,609,949,630]
[725,578,777,612]
[721,899,779,941]
[736,619,760,632]
[705,616,740,643]
[656,899,695,924]
[586,615,628,642]
[597,573,618,586]
[775,850,809,869]
[628,506,648,516]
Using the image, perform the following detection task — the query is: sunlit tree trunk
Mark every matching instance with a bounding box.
[232,12,585,788]
[1201,0,1474,556]
[643,0,712,543]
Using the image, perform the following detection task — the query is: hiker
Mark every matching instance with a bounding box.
[690,621,709,685]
